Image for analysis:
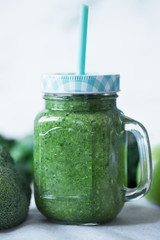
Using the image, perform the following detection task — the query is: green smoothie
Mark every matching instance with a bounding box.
[34,94,127,224]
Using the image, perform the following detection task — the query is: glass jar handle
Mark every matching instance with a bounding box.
[122,116,152,201]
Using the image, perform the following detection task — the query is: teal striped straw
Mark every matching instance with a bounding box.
[78,4,89,75]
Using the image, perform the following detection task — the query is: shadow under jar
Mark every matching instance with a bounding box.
[33,74,152,225]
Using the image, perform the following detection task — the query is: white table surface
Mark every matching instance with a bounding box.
[0,193,160,240]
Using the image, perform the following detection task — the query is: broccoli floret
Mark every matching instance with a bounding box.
[0,135,33,180]
[0,146,31,230]
[0,135,15,151]
[0,146,14,167]
[15,167,31,201]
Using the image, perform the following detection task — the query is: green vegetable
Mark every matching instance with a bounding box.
[0,135,15,150]
[0,145,14,167]
[0,146,31,230]
[10,135,33,176]
[0,134,33,180]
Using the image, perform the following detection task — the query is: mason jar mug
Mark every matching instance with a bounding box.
[34,74,152,225]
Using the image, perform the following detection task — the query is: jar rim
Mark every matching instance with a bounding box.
[43,93,118,102]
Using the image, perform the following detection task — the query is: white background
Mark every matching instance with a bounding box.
[0,0,160,146]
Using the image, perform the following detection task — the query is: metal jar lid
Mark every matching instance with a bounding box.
[42,73,120,94]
